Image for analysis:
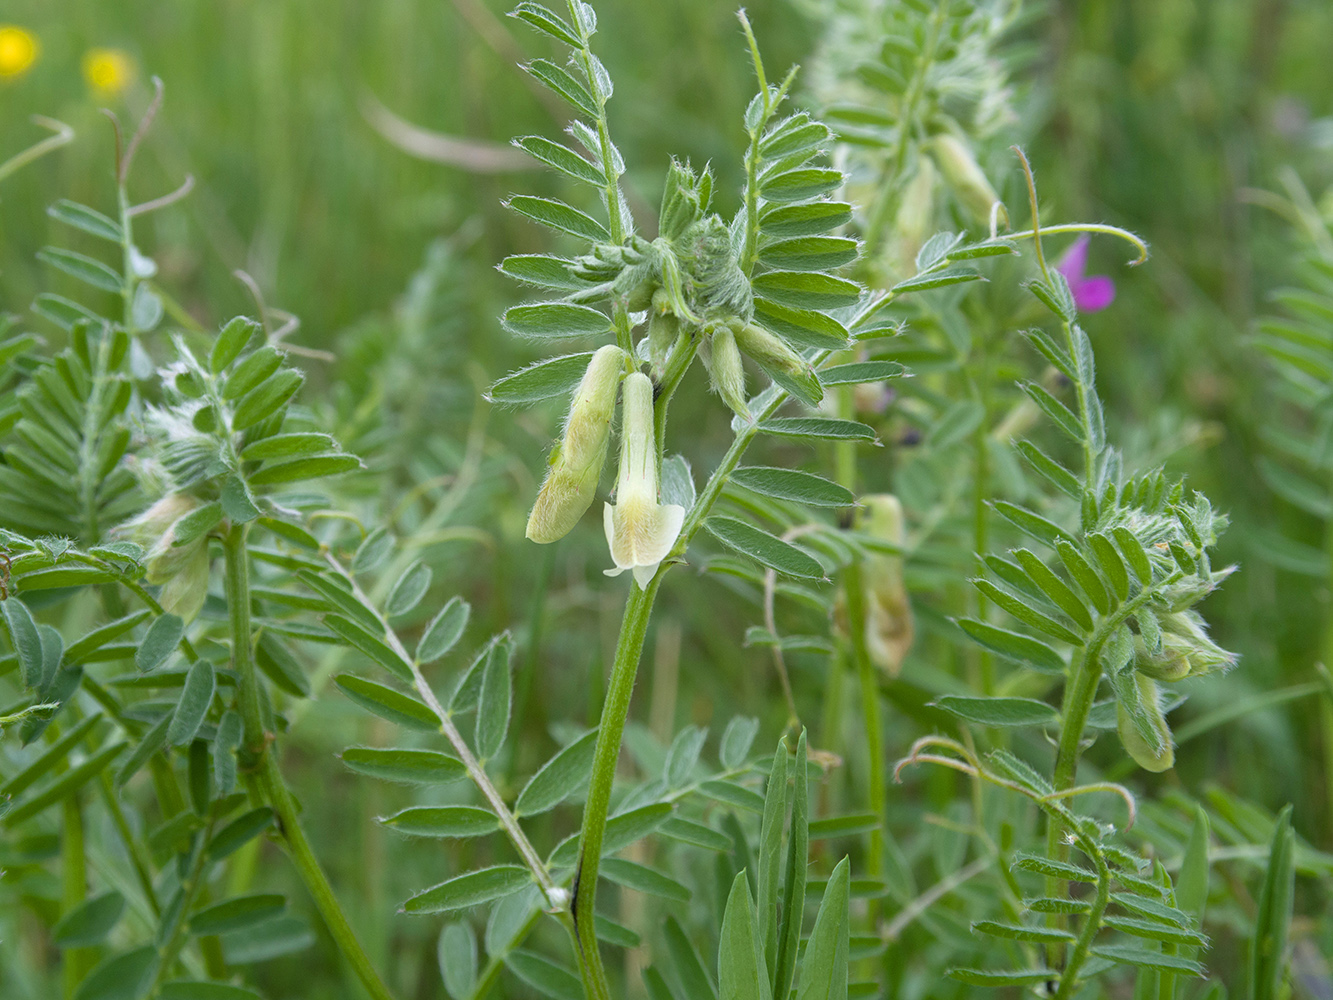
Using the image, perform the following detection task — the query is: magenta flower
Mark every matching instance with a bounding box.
[1056,235,1115,312]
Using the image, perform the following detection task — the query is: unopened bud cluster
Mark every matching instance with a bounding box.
[520,158,838,578]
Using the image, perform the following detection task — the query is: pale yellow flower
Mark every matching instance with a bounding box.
[526,345,624,544]
[83,48,135,96]
[603,372,684,588]
[0,25,39,79]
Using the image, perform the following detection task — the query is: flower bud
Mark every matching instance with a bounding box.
[703,325,749,419]
[1116,673,1174,773]
[603,372,685,588]
[646,291,679,373]
[891,157,936,273]
[118,494,212,623]
[1159,611,1236,677]
[930,134,1000,224]
[1131,633,1190,682]
[158,540,211,623]
[835,495,914,675]
[733,322,823,406]
[525,345,624,544]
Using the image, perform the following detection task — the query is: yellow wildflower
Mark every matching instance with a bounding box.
[83,48,135,96]
[0,25,39,79]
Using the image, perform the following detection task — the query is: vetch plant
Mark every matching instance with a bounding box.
[0,3,1322,1000]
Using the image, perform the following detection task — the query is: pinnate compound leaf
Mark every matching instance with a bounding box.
[38,247,122,292]
[506,951,583,1000]
[956,618,1065,673]
[340,746,466,785]
[1092,945,1205,976]
[508,2,581,47]
[507,195,608,242]
[381,806,499,838]
[167,660,215,746]
[515,728,598,816]
[758,417,876,442]
[247,454,361,485]
[730,467,854,508]
[2,596,44,687]
[72,945,158,1000]
[189,894,286,934]
[403,865,532,915]
[973,920,1074,943]
[514,135,606,185]
[947,968,1059,987]
[48,200,122,241]
[335,674,438,731]
[503,302,610,340]
[158,983,263,1000]
[705,517,825,580]
[600,857,691,902]
[208,807,275,862]
[475,636,513,758]
[817,361,904,386]
[719,715,760,769]
[488,352,594,405]
[438,921,478,1000]
[386,561,432,618]
[934,695,1059,728]
[53,891,125,947]
[417,596,471,663]
[891,266,983,294]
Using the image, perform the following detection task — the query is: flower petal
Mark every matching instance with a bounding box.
[1073,274,1115,312]
[1055,234,1090,283]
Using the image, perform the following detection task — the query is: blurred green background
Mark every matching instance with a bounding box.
[5,0,1333,994]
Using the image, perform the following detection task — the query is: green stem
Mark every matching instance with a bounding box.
[255,755,397,1000]
[223,526,266,761]
[842,564,885,928]
[572,577,661,1000]
[1052,850,1111,999]
[149,817,216,993]
[97,772,161,918]
[61,793,91,997]
[224,526,396,1000]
